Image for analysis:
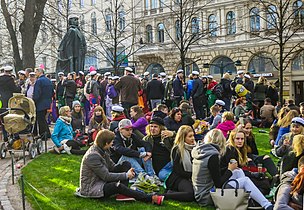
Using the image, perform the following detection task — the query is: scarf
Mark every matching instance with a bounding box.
[60,116,72,124]
[94,115,103,123]
[182,143,196,172]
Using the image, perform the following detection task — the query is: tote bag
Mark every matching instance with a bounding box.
[211,179,250,210]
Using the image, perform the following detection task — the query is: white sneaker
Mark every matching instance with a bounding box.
[63,144,72,155]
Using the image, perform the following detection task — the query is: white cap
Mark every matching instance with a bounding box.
[244,74,251,79]
[207,75,213,79]
[144,71,150,76]
[79,71,84,75]
[237,70,244,75]
[29,72,36,76]
[3,66,13,71]
[215,99,225,106]
[113,76,120,80]
[192,71,199,75]
[104,72,111,76]
[90,71,97,76]
[51,79,57,82]
[58,72,64,76]
[18,70,26,75]
[112,105,124,112]
[125,67,133,72]
[160,72,166,77]
[108,76,114,80]
[177,69,183,74]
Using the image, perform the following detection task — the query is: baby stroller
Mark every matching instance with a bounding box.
[0,93,43,159]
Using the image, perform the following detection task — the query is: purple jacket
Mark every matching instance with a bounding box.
[131,117,148,135]
[106,84,118,99]
[216,120,235,138]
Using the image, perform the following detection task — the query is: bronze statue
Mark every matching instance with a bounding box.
[56,15,87,75]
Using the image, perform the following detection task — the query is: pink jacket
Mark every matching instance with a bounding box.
[216,120,235,138]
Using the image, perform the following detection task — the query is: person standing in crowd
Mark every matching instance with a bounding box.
[33,66,53,139]
[25,72,37,99]
[253,76,268,118]
[173,69,185,107]
[164,74,175,109]
[63,72,77,109]
[17,70,27,93]
[146,73,164,110]
[77,129,164,205]
[206,75,218,110]
[234,70,245,84]
[105,76,118,119]
[87,70,100,107]
[221,73,233,111]
[186,74,193,100]
[243,74,254,93]
[160,72,167,87]
[191,71,205,120]
[0,66,21,142]
[266,81,279,106]
[260,98,278,128]
[56,72,66,108]
[115,67,141,116]
[75,71,85,88]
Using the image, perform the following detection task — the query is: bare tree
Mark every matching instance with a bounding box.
[1,0,47,72]
[243,0,304,104]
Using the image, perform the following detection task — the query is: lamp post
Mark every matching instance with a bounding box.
[203,60,242,77]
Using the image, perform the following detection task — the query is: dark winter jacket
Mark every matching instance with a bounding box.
[0,74,20,109]
[220,78,232,99]
[191,78,204,99]
[254,83,268,101]
[146,79,165,100]
[244,79,254,93]
[63,79,77,99]
[33,75,53,111]
[163,116,183,132]
[115,74,141,104]
[172,76,184,97]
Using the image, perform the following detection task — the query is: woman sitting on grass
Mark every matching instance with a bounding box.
[130,105,149,136]
[78,129,164,205]
[51,106,86,155]
[71,100,85,134]
[216,111,235,138]
[88,106,109,143]
[164,125,195,202]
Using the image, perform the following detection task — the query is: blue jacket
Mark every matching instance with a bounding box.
[51,118,74,147]
[275,126,290,145]
[33,75,53,111]
[173,76,184,97]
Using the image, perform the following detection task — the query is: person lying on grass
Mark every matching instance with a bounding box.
[77,129,164,205]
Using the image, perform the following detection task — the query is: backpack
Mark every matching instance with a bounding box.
[213,83,224,99]
[86,81,93,94]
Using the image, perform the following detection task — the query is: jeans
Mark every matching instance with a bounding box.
[158,162,173,181]
[228,169,272,209]
[118,147,155,176]
[150,99,162,110]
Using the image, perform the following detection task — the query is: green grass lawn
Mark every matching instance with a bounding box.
[21,128,274,210]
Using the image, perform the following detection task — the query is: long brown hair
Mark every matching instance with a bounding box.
[131,105,144,121]
[171,125,193,162]
[91,106,108,125]
[277,110,299,127]
[228,128,248,166]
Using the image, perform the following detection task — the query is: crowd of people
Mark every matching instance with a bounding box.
[1,64,304,209]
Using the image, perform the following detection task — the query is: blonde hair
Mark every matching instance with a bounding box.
[277,110,299,127]
[59,106,70,116]
[172,125,193,162]
[293,135,304,157]
[277,107,290,121]
[145,124,166,136]
[228,128,248,166]
[210,105,220,115]
[257,76,267,85]
[204,129,226,155]
[223,73,230,80]
[222,111,234,121]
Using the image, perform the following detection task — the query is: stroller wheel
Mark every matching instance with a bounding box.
[36,139,43,155]
[0,143,7,159]
[28,143,37,159]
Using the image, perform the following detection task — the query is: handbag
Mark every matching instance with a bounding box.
[211,179,250,210]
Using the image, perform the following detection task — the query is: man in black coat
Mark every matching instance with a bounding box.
[172,69,184,106]
[146,73,165,110]
[191,71,205,119]
[63,73,77,109]
[0,66,21,141]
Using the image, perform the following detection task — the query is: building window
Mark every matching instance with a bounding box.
[79,0,84,8]
[68,0,72,10]
[175,20,181,41]
[85,51,98,70]
[293,0,304,25]
[250,7,260,32]
[158,23,164,43]
[106,14,112,32]
[146,25,153,43]
[191,17,199,35]
[119,11,126,31]
[159,0,164,8]
[208,14,217,36]
[151,0,157,9]
[248,53,277,72]
[91,12,97,35]
[146,63,165,76]
[226,11,236,35]
[210,56,237,75]
[292,50,304,71]
[267,5,277,29]
[80,14,85,31]
[145,0,149,10]
[91,0,96,6]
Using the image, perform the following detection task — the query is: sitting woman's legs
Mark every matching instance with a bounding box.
[66,140,86,155]
[103,181,152,202]
[164,179,195,202]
